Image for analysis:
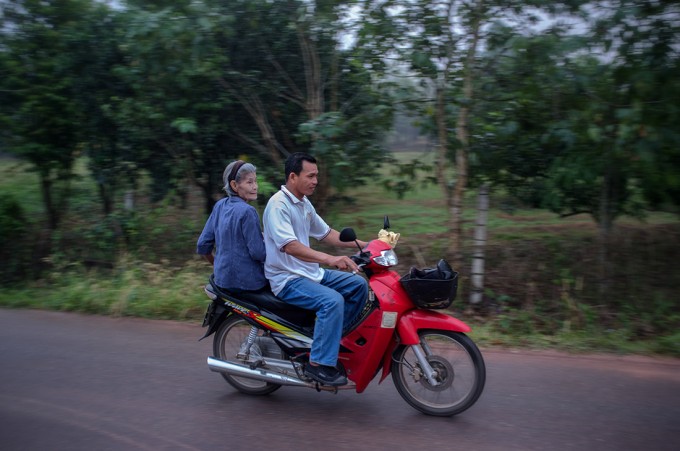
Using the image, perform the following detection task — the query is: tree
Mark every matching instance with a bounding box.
[112,2,246,214]
[69,2,130,215]
[473,1,680,297]
[113,1,393,215]
[472,30,584,206]
[295,1,395,209]
[477,2,680,230]
[0,0,93,229]
[599,0,680,211]
[388,0,541,267]
[386,1,569,261]
[210,0,394,212]
[547,1,680,294]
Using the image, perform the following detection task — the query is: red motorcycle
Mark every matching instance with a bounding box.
[201,217,485,416]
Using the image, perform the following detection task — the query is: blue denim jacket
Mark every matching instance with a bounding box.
[196,196,267,291]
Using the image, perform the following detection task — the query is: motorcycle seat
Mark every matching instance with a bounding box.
[240,288,317,328]
[209,275,316,327]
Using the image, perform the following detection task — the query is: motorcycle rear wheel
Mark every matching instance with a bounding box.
[213,315,282,395]
[392,330,485,416]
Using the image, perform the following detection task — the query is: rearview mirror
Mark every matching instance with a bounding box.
[339,227,357,242]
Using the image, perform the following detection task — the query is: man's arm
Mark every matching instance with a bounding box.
[321,229,368,249]
[283,240,360,272]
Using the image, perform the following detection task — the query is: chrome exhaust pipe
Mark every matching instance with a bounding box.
[207,356,309,387]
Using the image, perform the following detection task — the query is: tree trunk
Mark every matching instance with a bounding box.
[123,189,135,212]
[436,84,451,206]
[203,180,218,215]
[298,21,331,214]
[470,184,489,304]
[597,166,614,301]
[98,182,114,215]
[216,78,283,168]
[449,112,468,268]
[448,3,482,268]
[39,173,59,230]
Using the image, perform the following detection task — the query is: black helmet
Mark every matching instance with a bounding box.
[400,259,458,309]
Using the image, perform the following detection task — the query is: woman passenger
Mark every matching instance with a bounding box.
[196,160,267,293]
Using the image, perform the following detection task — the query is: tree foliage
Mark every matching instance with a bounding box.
[1,0,395,224]
[1,0,679,277]
[0,0,93,229]
[473,0,680,233]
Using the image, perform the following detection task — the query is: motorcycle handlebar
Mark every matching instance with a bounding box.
[350,253,370,266]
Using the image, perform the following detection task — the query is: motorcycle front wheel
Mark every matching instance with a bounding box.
[213,314,282,395]
[391,330,485,416]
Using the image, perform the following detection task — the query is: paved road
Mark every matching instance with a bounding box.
[1,308,678,450]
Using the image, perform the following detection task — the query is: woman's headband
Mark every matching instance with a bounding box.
[228,160,246,185]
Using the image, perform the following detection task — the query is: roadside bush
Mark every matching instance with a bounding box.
[0,194,30,282]
[47,200,203,270]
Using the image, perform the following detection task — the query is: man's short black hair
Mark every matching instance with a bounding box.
[285,152,317,181]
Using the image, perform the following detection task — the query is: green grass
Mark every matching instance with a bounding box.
[466,322,666,355]
[0,258,210,321]
[0,158,43,215]
[2,261,674,356]
[0,157,101,217]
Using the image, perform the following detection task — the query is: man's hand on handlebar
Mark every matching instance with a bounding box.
[327,255,361,273]
[350,253,370,266]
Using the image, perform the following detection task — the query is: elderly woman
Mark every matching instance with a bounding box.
[196,160,267,293]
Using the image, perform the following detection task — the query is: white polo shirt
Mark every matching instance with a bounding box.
[263,186,331,295]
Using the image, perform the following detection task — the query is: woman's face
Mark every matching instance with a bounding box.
[232,172,258,202]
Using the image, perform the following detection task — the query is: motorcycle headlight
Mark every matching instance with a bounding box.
[373,249,398,267]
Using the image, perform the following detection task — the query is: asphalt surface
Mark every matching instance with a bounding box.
[1,308,679,450]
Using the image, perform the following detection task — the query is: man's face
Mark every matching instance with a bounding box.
[290,160,318,199]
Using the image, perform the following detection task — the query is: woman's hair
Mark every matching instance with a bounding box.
[223,160,257,196]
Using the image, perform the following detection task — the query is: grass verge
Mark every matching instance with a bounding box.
[0,259,209,321]
[1,259,677,357]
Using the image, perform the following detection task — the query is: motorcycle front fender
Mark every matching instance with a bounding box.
[397,309,471,345]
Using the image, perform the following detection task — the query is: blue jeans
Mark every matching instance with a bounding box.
[277,270,368,367]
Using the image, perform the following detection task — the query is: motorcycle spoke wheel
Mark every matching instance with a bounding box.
[213,315,282,395]
[392,331,485,416]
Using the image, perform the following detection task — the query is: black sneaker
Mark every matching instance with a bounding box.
[304,364,347,386]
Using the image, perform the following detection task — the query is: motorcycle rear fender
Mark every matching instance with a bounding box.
[199,301,230,341]
[397,309,471,345]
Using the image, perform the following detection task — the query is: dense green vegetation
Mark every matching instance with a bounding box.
[1,154,678,356]
[1,1,678,356]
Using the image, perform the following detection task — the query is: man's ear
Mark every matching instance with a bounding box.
[287,172,297,184]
